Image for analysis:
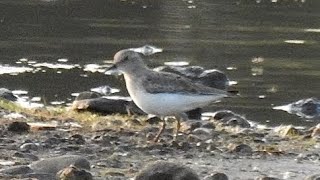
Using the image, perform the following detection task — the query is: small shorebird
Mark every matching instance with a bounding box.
[107,49,233,142]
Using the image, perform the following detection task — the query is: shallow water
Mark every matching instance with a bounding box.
[0,0,319,126]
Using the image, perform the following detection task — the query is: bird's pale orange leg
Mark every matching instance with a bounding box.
[174,117,181,141]
[153,121,166,142]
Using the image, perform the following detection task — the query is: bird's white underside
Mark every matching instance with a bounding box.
[130,89,226,116]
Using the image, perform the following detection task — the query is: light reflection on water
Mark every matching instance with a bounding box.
[0,0,319,126]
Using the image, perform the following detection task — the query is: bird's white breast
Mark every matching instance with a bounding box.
[124,74,224,116]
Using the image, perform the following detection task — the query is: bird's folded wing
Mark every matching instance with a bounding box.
[142,71,229,96]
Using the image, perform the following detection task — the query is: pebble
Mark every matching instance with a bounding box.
[202,122,215,129]
[0,88,17,101]
[56,165,93,180]
[30,155,90,174]
[20,142,39,151]
[203,173,229,180]
[13,152,39,161]
[229,144,253,155]
[185,108,202,120]
[69,134,86,145]
[305,174,320,180]
[212,110,251,128]
[134,161,200,180]
[145,116,162,125]
[7,121,30,133]
[192,128,214,136]
[0,165,33,175]
[181,120,202,132]
[255,176,281,180]
[22,173,55,180]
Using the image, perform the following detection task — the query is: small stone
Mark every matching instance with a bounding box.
[130,118,143,126]
[13,152,39,161]
[255,176,280,180]
[0,88,17,101]
[22,173,55,180]
[213,110,235,120]
[72,93,131,115]
[311,125,320,139]
[56,165,93,180]
[204,173,229,180]
[185,108,202,120]
[187,134,202,143]
[274,125,301,138]
[44,137,62,146]
[229,144,253,155]
[178,141,192,151]
[20,143,39,151]
[103,171,125,177]
[305,174,320,180]
[134,161,200,180]
[202,122,215,129]
[69,134,86,145]
[7,121,30,133]
[0,165,33,175]
[192,128,213,136]
[145,116,162,125]
[225,117,251,128]
[30,155,90,174]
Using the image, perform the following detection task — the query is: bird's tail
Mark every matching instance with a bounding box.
[226,90,240,97]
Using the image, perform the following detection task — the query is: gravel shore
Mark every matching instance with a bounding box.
[0,105,320,180]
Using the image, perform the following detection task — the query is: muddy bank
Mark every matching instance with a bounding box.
[0,102,320,180]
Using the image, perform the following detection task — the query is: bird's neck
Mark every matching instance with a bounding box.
[123,65,150,78]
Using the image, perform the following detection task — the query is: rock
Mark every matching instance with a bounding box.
[0,88,17,101]
[181,120,202,132]
[229,144,253,155]
[74,91,101,100]
[212,110,235,121]
[145,116,162,125]
[30,155,90,174]
[90,85,120,96]
[72,92,144,115]
[273,97,320,119]
[129,45,163,56]
[72,97,129,114]
[201,122,215,129]
[0,165,33,175]
[134,161,200,180]
[311,124,320,139]
[274,125,301,138]
[44,137,63,146]
[198,69,229,90]
[185,108,202,120]
[69,134,86,145]
[56,165,93,180]
[177,141,192,151]
[7,121,30,133]
[305,174,320,180]
[192,128,214,136]
[204,173,229,180]
[211,110,251,128]
[22,173,56,180]
[20,142,39,151]
[13,152,39,161]
[255,176,280,180]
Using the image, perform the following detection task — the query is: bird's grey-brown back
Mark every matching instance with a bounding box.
[141,70,229,96]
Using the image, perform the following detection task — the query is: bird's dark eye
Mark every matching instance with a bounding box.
[123,56,129,62]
